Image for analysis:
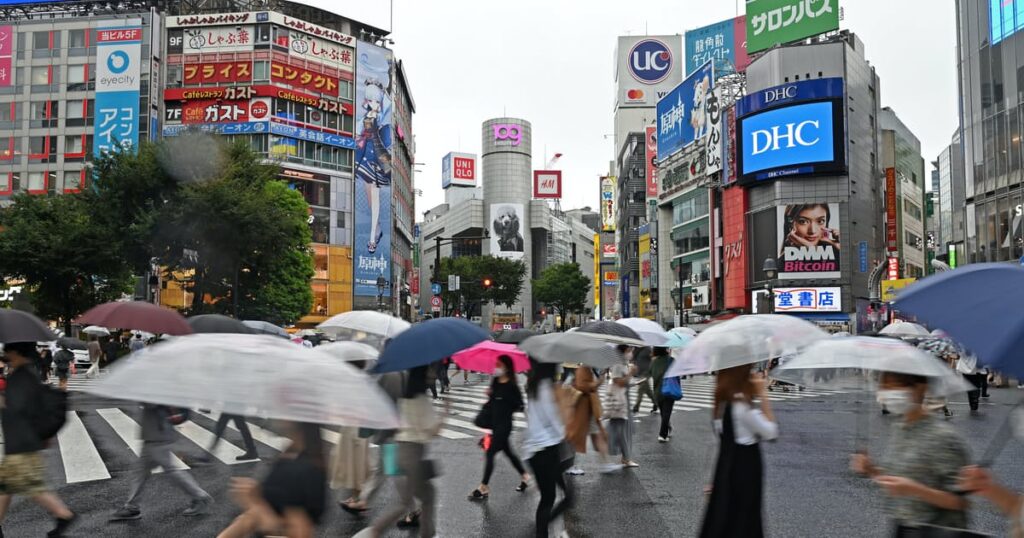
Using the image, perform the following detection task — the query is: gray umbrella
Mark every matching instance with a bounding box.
[56,337,87,350]
[0,309,57,343]
[189,314,255,334]
[519,332,624,368]
[576,320,646,347]
[494,328,539,344]
[242,320,289,338]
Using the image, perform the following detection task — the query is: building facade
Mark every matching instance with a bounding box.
[880,107,927,278]
[936,130,966,265]
[615,132,648,319]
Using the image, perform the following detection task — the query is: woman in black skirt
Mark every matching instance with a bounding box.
[700,363,779,538]
[468,354,531,499]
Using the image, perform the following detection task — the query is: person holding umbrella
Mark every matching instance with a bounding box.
[468,354,530,500]
[52,344,73,391]
[522,359,573,538]
[565,366,618,474]
[650,347,676,443]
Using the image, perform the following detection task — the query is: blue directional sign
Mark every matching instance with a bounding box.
[431,283,442,296]
[269,122,355,149]
[859,241,869,273]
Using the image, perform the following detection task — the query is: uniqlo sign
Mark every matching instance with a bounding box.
[441,151,477,188]
[453,156,475,180]
[533,170,562,199]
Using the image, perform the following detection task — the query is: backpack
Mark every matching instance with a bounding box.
[660,376,683,401]
[53,349,73,371]
[34,385,69,440]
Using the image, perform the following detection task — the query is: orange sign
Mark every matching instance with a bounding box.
[271,62,338,97]
[183,61,252,84]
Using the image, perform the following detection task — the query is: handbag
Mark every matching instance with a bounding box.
[661,376,683,401]
[473,401,493,429]
[557,440,575,472]
[381,443,401,476]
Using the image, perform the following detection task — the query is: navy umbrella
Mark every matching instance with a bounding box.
[372,317,489,374]
[894,263,1024,376]
[0,309,57,343]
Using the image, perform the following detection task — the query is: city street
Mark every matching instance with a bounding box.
[4,374,1022,537]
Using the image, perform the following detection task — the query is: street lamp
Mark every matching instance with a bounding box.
[762,258,777,314]
[376,276,388,313]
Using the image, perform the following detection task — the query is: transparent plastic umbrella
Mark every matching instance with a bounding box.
[316,341,379,371]
[519,332,624,368]
[85,334,399,429]
[879,322,930,338]
[615,318,671,346]
[317,311,411,340]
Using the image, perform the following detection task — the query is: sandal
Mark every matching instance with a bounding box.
[515,481,529,492]
[396,511,420,528]
[339,500,368,515]
[468,488,489,501]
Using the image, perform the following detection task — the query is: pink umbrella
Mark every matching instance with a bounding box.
[452,341,530,373]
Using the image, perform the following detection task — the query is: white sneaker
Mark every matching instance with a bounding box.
[658,436,668,443]
[565,466,585,475]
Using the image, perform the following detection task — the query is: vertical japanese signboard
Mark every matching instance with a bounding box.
[94,25,142,158]
[746,0,839,54]
[639,225,652,319]
[705,86,723,176]
[885,167,898,253]
[0,26,12,87]
[644,126,658,198]
[600,176,616,232]
[594,234,601,313]
[353,41,394,298]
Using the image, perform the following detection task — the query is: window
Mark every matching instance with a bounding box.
[31,66,49,85]
[253,60,269,81]
[255,24,271,43]
[29,101,48,127]
[0,102,16,129]
[26,171,45,193]
[63,170,82,193]
[66,99,85,119]
[0,137,13,160]
[165,65,182,87]
[33,31,49,50]
[905,231,923,250]
[29,136,46,156]
[67,65,87,91]
[0,173,11,195]
[68,29,86,49]
[65,135,84,155]
[339,80,353,100]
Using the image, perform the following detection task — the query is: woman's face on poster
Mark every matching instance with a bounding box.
[793,206,829,243]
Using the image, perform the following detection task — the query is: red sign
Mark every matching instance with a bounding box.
[602,244,617,258]
[271,61,338,97]
[453,156,475,180]
[721,187,748,310]
[885,168,898,253]
[888,257,900,280]
[181,100,249,124]
[411,271,420,295]
[645,126,658,197]
[533,170,562,199]
[96,28,142,43]
[163,85,353,116]
[183,61,252,84]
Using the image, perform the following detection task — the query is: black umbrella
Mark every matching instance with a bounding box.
[56,337,87,350]
[576,320,645,346]
[188,314,255,334]
[0,309,57,343]
[494,328,539,344]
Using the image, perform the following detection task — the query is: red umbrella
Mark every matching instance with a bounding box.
[453,341,530,374]
[75,301,192,336]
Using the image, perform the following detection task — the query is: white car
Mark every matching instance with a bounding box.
[71,349,91,369]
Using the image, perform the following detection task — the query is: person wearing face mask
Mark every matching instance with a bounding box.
[468,355,530,500]
[850,372,971,536]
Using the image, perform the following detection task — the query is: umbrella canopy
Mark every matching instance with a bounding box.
[187,314,254,335]
[666,314,828,376]
[917,338,961,359]
[242,320,289,338]
[295,329,321,337]
[576,320,645,347]
[519,332,624,368]
[317,341,379,363]
[453,341,530,373]
[318,311,411,340]
[670,327,698,338]
[879,322,930,338]
[82,325,111,337]
[664,332,694,349]
[373,317,489,374]
[773,336,973,397]
[85,334,398,428]
[0,309,57,343]
[493,328,539,344]
[56,337,87,350]
[76,301,192,336]
[615,318,671,346]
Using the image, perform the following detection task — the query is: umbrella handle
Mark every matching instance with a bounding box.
[978,399,1022,468]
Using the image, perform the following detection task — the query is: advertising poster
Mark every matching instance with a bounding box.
[353,41,394,298]
[657,61,714,159]
[94,25,142,158]
[616,35,684,108]
[705,86,723,176]
[601,176,616,232]
[594,234,601,313]
[639,227,652,319]
[490,203,525,260]
[684,16,749,75]
[0,25,12,87]
[441,152,476,188]
[644,126,658,197]
[776,203,840,279]
[746,0,839,54]
[533,170,562,199]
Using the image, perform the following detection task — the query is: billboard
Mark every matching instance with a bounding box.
[746,0,839,54]
[180,26,254,53]
[616,35,684,108]
[881,278,916,302]
[353,41,394,298]
[94,25,142,158]
[0,26,12,87]
[991,0,1024,44]
[773,287,841,312]
[885,167,898,253]
[271,61,339,97]
[776,203,841,279]
[441,152,476,188]
[644,126,658,197]
[490,203,525,260]
[704,86,723,176]
[721,187,748,309]
[594,234,601,312]
[657,61,714,160]
[736,78,845,183]
[685,16,750,76]
[639,226,652,318]
[533,170,562,199]
[182,61,252,84]
[600,176,616,232]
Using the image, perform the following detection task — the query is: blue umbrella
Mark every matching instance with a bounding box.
[894,263,1024,376]
[372,318,489,374]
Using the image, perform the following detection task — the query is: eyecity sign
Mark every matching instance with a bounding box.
[736,77,845,184]
[628,38,673,84]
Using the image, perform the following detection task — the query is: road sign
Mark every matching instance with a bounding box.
[431,283,442,295]
[448,274,460,291]
[430,296,442,312]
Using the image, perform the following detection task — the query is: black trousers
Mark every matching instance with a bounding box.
[965,373,986,410]
[658,398,675,438]
[527,444,573,538]
[211,414,256,454]
[482,435,526,485]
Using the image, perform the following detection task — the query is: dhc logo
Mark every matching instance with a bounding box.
[763,85,798,105]
[741,101,835,175]
[750,120,820,155]
[628,39,673,84]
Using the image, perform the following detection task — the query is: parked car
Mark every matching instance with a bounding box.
[72,349,91,369]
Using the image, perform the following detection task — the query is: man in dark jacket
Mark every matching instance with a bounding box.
[650,347,676,443]
[631,347,657,414]
[0,341,75,537]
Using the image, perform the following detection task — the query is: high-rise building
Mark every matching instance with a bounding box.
[880,107,927,278]
[935,130,966,264]
[615,132,649,319]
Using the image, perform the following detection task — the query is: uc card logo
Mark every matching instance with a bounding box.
[628,39,672,84]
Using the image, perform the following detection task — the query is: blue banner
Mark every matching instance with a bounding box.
[93,25,141,159]
[656,61,714,160]
[738,77,844,116]
[353,42,395,298]
[162,122,268,136]
[685,19,735,76]
[269,122,356,149]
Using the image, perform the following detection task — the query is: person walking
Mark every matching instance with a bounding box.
[37,347,52,383]
[469,355,531,500]
[631,347,657,414]
[0,342,76,537]
[957,352,986,413]
[650,347,676,442]
[85,336,103,379]
[129,333,146,353]
[523,359,573,538]
[110,404,213,521]
[565,366,618,474]
[699,364,778,537]
[103,336,121,366]
[435,358,451,394]
[354,365,442,538]
[217,422,327,538]
[200,414,259,462]
[605,361,639,468]
[52,344,74,392]
[850,372,970,535]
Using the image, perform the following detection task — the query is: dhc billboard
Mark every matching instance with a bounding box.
[736,78,845,184]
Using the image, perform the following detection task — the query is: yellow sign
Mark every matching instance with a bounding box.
[881,278,916,302]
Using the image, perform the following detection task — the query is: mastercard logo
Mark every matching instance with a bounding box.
[626,89,645,100]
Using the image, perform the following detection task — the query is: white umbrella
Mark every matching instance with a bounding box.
[83,325,110,336]
[615,318,671,346]
[666,314,829,376]
[317,311,410,340]
[317,341,379,367]
[670,327,698,338]
[85,334,399,429]
[879,322,930,338]
[295,329,321,337]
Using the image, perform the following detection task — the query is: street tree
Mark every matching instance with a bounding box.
[533,262,591,331]
[436,255,526,318]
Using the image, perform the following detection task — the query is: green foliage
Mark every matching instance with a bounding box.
[436,255,527,317]
[533,262,591,331]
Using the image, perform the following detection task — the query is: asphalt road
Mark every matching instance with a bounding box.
[4,375,1024,537]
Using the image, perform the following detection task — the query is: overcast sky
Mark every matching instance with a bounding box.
[308,0,957,213]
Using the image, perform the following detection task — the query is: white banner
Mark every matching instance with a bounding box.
[705,86,723,176]
[182,26,255,53]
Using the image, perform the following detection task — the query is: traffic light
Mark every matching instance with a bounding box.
[540,308,547,317]
[481,276,493,289]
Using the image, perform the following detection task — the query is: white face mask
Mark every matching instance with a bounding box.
[876,389,915,415]
[494,367,506,377]
[623,349,634,361]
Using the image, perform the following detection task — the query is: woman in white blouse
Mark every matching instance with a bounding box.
[699,363,779,538]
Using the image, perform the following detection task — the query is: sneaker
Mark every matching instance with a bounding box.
[235,451,259,461]
[182,495,212,516]
[109,507,142,521]
[47,514,76,537]
[565,466,585,476]
[599,463,623,474]
[623,460,640,468]
[658,436,669,443]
